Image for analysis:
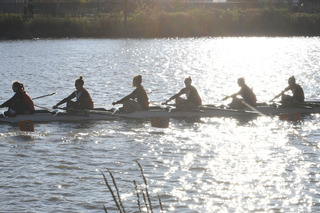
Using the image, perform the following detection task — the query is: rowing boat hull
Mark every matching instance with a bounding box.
[0,108,255,123]
[1,105,319,123]
[91,107,256,118]
[244,105,320,115]
[0,111,117,123]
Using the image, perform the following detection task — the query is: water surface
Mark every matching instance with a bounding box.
[0,37,320,212]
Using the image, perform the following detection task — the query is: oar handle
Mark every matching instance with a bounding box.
[162,103,176,106]
[222,96,230,101]
[35,104,65,112]
[34,104,52,112]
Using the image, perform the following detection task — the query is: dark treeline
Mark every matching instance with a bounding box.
[0,0,123,16]
[1,0,320,16]
[1,1,320,39]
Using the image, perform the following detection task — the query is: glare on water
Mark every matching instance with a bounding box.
[0,37,320,212]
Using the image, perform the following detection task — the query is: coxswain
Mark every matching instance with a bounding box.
[163,76,202,107]
[0,81,35,117]
[112,75,149,113]
[270,76,304,105]
[222,77,257,109]
[53,76,94,110]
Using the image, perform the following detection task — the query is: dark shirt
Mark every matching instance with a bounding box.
[172,85,202,106]
[287,84,304,103]
[57,88,93,110]
[1,90,34,114]
[239,84,257,106]
[118,85,149,110]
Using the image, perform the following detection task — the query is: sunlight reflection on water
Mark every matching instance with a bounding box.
[0,37,320,212]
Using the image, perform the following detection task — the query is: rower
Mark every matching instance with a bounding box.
[112,75,149,113]
[53,76,94,111]
[270,76,304,106]
[222,78,257,109]
[0,81,35,117]
[163,76,202,108]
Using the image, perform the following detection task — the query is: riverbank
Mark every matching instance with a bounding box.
[1,8,320,39]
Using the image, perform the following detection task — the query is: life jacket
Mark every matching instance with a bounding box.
[75,88,94,109]
[20,90,35,111]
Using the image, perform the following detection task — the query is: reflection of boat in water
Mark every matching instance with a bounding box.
[1,103,319,124]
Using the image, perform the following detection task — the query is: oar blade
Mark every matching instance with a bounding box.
[18,120,34,132]
[151,117,170,128]
[279,112,301,122]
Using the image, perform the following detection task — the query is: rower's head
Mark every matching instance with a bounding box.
[75,76,84,90]
[237,78,245,87]
[132,75,142,87]
[288,76,296,86]
[184,76,192,87]
[12,81,24,92]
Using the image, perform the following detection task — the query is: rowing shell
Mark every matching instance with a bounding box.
[0,107,256,123]
[0,111,112,123]
[1,104,319,124]
[243,105,320,115]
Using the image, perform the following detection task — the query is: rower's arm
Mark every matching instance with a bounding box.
[1,97,13,108]
[164,88,185,104]
[54,92,75,107]
[269,87,290,102]
[113,88,137,105]
[222,92,239,101]
[166,94,178,103]
[1,93,19,108]
[164,94,178,104]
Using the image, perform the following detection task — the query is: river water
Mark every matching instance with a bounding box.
[0,37,320,212]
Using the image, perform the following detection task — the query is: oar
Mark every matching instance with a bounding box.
[222,96,230,101]
[34,105,65,116]
[162,102,217,109]
[246,101,319,148]
[32,92,56,100]
[0,92,56,114]
[162,103,220,112]
[242,101,266,117]
[161,103,176,107]
[242,100,303,122]
[162,102,204,112]
[34,104,52,111]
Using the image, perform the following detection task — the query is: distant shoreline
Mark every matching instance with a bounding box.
[1,8,320,40]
